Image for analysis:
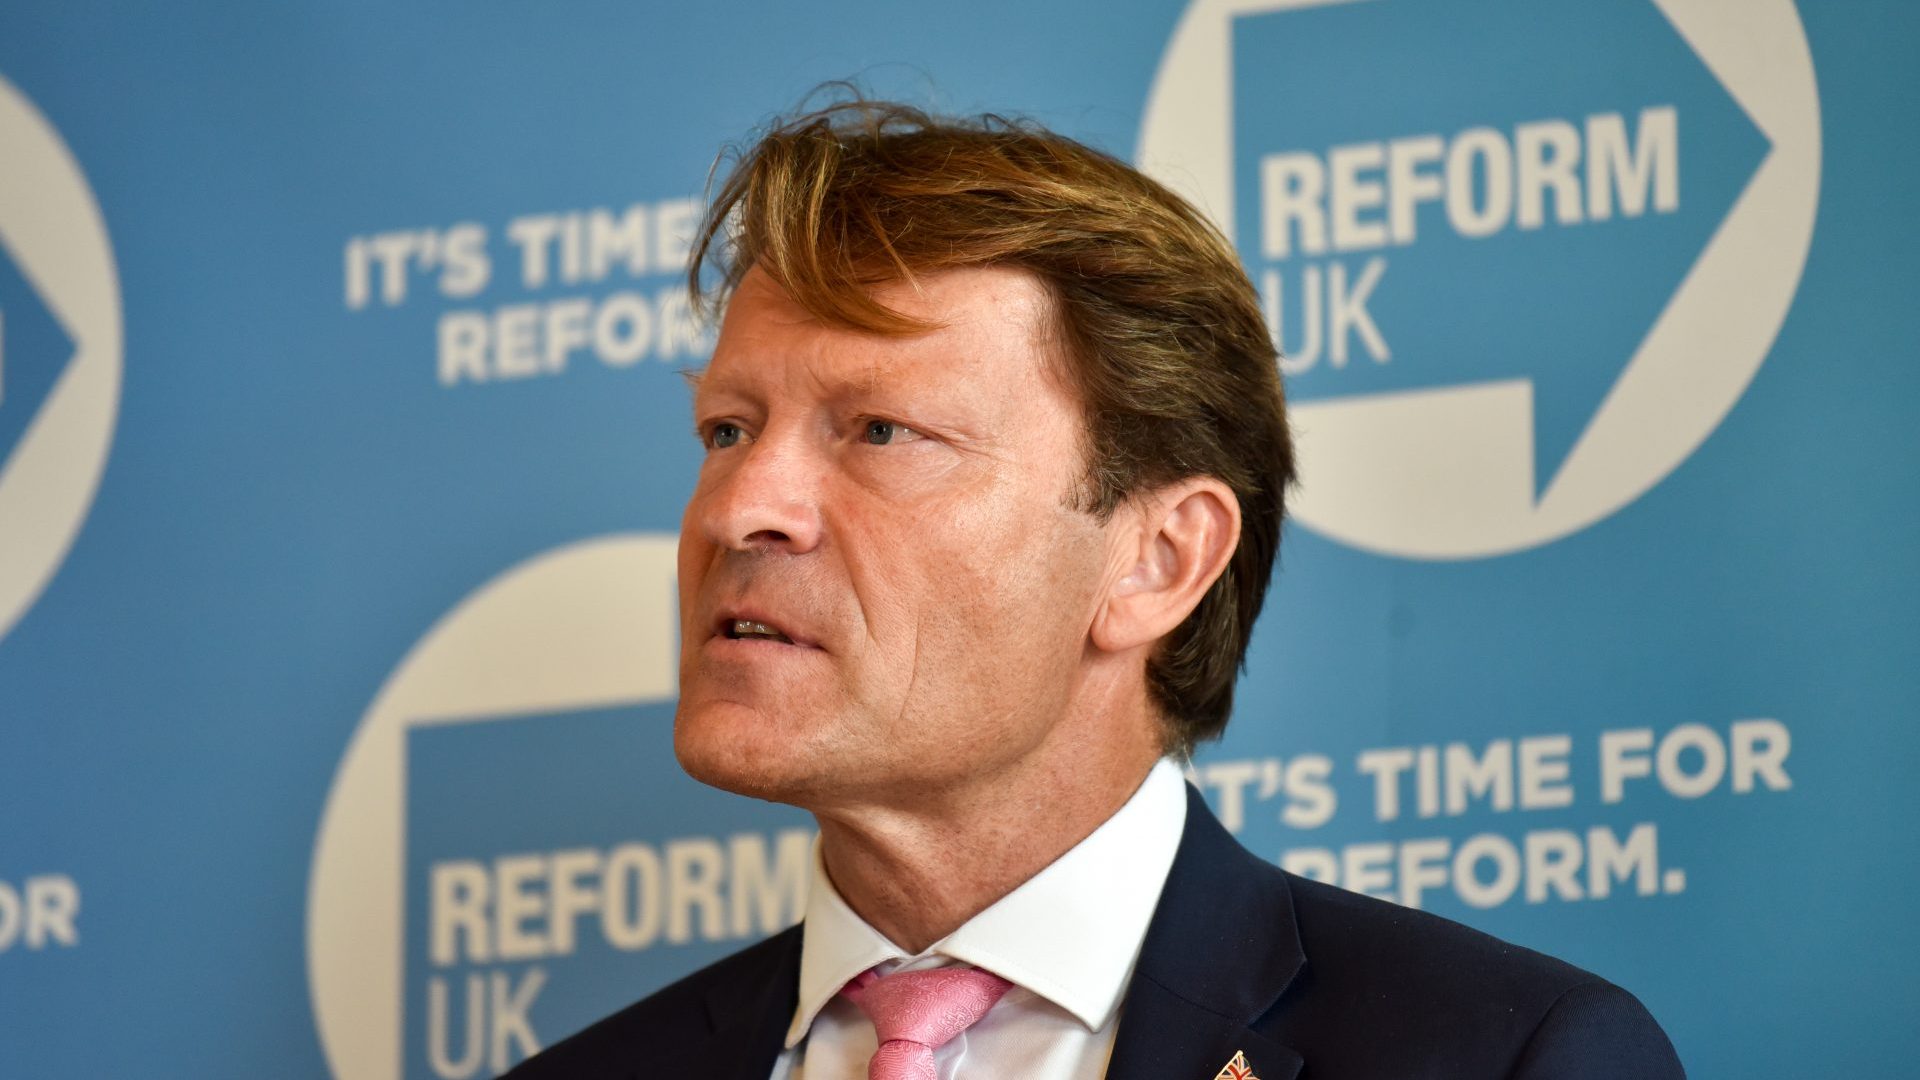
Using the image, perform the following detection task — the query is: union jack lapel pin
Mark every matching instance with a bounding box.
[1213,1050,1258,1080]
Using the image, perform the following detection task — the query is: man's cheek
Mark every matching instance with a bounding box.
[675,539,707,611]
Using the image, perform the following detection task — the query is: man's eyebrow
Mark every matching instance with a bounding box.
[678,360,909,407]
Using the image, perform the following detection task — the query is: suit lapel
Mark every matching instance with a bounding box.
[1108,977,1302,1080]
[1106,784,1307,1080]
[694,924,803,1080]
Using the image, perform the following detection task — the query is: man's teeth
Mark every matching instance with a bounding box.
[731,619,794,643]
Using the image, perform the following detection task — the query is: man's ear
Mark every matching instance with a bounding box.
[1091,477,1241,655]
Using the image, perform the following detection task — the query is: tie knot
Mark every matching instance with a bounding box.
[840,965,1014,1054]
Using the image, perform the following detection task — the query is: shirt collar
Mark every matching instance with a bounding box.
[785,758,1189,1047]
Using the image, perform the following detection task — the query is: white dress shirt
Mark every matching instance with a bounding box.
[768,758,1189,1080]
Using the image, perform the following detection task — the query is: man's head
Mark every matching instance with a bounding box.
[673,98,1292,806]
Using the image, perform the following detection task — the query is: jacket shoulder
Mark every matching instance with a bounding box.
[1285,870,1595,1003]
[1274,874,1683,1078]
[505,925,802,1079]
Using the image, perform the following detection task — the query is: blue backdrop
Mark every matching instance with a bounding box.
[2,2,1915,1077]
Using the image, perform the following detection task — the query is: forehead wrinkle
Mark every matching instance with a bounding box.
[710,267,1067,436]
[813,351,896,403]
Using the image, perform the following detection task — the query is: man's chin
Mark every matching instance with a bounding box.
[673,701,822,803]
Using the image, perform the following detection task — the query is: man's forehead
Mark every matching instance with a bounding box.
[694,265,1065,397]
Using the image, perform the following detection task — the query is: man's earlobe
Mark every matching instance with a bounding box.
[1091,478,1241,654]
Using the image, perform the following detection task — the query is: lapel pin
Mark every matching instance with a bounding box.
[1213,1050,1259,1080]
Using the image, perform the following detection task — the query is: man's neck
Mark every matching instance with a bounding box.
[811,710,1165,955]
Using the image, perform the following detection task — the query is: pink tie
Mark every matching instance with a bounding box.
[839,965,1014,1080]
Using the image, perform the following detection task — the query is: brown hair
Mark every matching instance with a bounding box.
[689,96,1294,756]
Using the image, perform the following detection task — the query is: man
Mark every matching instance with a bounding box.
[511,99,1683,1079]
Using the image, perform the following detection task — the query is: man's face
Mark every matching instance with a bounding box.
[675,265,1116,808]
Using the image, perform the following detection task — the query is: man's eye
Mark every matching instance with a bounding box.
[863,419,916,445]
[708,423,744,449]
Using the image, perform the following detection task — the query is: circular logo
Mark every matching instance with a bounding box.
[307,535,679,1080]
[0,74,122,639]
[1138,0,1820,559]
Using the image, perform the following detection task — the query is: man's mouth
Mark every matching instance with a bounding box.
[725,618,795,645]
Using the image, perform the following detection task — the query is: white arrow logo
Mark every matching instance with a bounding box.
[1138,0,1820,559]
[0,73,122,642]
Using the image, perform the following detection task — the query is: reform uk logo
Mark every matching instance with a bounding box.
[308,535,682,1080]
[0,74,122,640]
[1139,0,1820,559]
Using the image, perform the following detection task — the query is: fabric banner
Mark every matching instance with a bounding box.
[2,2,1915,1076]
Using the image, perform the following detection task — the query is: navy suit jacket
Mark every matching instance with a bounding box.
[510,785,1684,1078]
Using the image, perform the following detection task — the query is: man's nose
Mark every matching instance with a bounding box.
[698,435,825,554]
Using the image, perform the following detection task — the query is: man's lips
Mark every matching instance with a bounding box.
[729,618,793,643]
[710,609,821,649]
